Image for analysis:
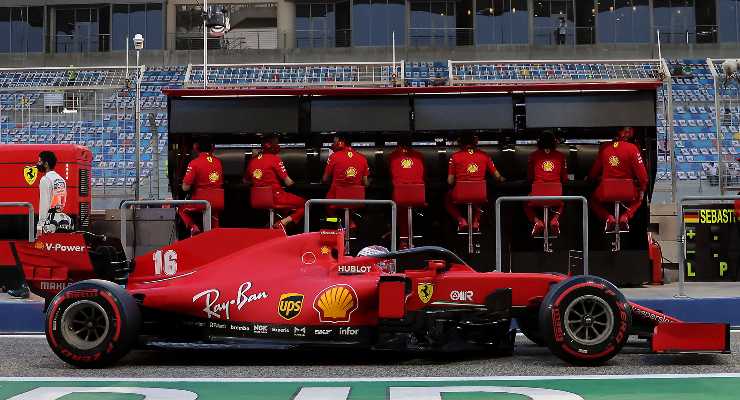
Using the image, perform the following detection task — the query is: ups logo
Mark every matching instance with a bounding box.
[278,293,304,320]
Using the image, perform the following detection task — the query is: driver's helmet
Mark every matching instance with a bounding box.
[357,245,395,273]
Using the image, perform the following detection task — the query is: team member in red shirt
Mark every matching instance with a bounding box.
[588,127,649,232]
[180,139,224,236]
[525,132,568,236]
[388,135,425,249]
[322,134,370,227]
[245,134,306,229]
[445,134,505,231]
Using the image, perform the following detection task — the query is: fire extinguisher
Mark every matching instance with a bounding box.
[647,232,663,285]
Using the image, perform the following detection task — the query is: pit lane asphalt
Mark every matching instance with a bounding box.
[1,333,738,378]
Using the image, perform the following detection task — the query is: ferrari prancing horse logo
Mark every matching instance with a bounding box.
[417,282,434,304]
[23,166,38,185]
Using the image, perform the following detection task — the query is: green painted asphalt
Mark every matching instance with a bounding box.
[1,376,740,399]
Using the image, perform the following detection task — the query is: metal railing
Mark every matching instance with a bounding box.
[172,31,280,50]
[707,58,738,195]
[296,29,352,48]
[0,202,35,243]
[303,198,397,252]
[408,28,474,47]
[448,59,662,86]
[676,195,740,297]
[185,61,403,88]
[654,26,718,44]
[494,196,589,274]
[0,65,137,92]
[53,34,112,53]
[120,200,211,258]
[661,57,677,202]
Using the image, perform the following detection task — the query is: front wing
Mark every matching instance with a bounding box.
[629,302,731,354]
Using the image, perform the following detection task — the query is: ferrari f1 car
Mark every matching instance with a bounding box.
[11,228,729,367]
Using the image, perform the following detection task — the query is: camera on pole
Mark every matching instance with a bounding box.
[133,34,144,50]
[204,6,230,38]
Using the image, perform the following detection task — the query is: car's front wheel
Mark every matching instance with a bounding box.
[539,275,631,366]
[46,279,140,368]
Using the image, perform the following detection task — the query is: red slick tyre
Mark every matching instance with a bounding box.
[539,275,631,366]
[45,279,141,368]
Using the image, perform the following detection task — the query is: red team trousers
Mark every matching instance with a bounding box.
[273,190,306,222]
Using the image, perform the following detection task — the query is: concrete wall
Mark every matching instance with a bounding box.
[3,42,740,68]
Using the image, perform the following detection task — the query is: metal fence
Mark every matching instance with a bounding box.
[708,58,740,193]
[185,61,404,88]
[0,65,169,203]
[448,59,662,86]
[171,31,280,50]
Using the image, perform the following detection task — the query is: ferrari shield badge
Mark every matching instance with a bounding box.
[417,282,433,304]
[23,166,38,185]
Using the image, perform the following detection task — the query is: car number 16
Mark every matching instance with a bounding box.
[153,249,178,276]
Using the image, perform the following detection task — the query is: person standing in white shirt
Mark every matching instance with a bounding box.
[36,151,67,237]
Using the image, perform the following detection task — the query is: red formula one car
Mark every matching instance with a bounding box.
[21,228,729,367]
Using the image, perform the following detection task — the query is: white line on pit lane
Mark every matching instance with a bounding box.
[0,334,46,338]
[3,373,740,382]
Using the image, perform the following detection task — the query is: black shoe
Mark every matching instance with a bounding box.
[7,283,30,299]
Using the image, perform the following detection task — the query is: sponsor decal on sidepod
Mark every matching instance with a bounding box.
[278,293,304,320]
[192,282,268,320]
[450,290,473,302]
[313,284,358,323]
[36,242,86,252]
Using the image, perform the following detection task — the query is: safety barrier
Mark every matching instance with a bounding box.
[676,194,740,297]
[494,195,589,274]
[304,199,397,252]
[120,199,211,258]
[0,202,35,243]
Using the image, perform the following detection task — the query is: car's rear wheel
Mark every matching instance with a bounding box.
[539,275,631,366]
[46,279,140,368]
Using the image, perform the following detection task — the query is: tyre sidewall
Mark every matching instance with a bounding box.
[46,279,140,367]
[540,276,631,364]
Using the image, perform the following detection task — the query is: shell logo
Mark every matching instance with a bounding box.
[313,284,358,323]
[346,167,358,178]
[208,172,220,183]
[252,169,263,179]
[401,158,413,169]
[320,246,330,255]
[34,241,44,250]
[542,160,555,172]
[608,156,620,167]
[466,163,479,174]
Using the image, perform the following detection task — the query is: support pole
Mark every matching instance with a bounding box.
[134,52,141,200]
[407,206,413,248]
[203,0,208,89]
